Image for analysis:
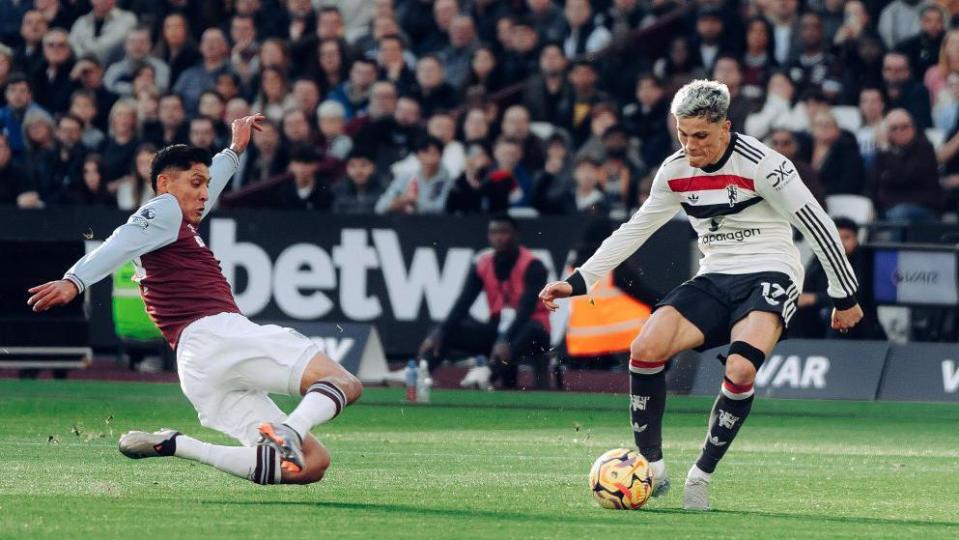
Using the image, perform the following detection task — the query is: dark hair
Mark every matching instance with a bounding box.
[489,212,518,230]
[159,92,184,105]
[199,89,224,103]
[833,217,859,234]
[150,144,212,191]
[58,113,84,128]
[415,135,444,153]
[289,143,320,163]
[379,33,405,48]
[190,115,215,128]
[6,72,31,90]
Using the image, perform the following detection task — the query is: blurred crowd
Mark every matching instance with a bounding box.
[0,0,958,223]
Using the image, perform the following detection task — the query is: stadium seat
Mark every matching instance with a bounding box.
[508,207,541,218]
[825,194,875,225]
[830,106,862,132]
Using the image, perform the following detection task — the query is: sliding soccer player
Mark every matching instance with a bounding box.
[28,114,361,485]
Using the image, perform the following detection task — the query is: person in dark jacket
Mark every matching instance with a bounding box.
[870,108,943,222]
[809,110,866,196]
[275,144,332,211]
[795,218,886,340]
[331,150,385,214]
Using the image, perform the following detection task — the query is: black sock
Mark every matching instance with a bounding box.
[630,370,666,462]
[696,378,754,474]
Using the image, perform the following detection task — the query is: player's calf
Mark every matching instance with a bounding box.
[628,335,670,495]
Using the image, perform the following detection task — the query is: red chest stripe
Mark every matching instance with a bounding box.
[667,175,755,193]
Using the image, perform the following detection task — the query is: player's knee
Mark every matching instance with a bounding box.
[725,357,756,386]
[724,341,765,385]
[342,372,363,404]
[630,335,670,363]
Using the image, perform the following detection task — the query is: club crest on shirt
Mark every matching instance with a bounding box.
[726,185,738,207]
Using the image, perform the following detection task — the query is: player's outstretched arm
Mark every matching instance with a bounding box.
[26,196,182,311]
[563,167,681,299]
[201,113,265,220]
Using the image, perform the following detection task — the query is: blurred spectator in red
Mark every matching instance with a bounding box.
[871,108,942,223]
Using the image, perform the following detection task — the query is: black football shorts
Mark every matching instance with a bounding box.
[656,271,799,351]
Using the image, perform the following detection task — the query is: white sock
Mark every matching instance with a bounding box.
[174,434,280,484]
[687,464,712,482]
[648,459,667,482]
[284,380,346,439]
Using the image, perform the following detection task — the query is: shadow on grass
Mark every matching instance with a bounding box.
[200,500,959,529]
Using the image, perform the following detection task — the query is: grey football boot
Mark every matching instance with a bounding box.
[682,475,711,510]
[118,428,180,459]
[257,423,305,474]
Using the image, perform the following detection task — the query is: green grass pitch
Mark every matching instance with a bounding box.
[2,380,958,539]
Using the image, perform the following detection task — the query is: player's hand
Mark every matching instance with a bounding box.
[228,113,265,155]
[831,304,864,333]
[538,281,573,312]
[27,280,79,312]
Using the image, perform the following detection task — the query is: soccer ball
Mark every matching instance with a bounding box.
[588,448,654,510]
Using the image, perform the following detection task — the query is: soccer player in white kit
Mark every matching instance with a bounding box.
[539,80,864,510]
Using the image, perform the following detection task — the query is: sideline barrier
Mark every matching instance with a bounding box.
[878,344,959,403]
[689,339,959,403]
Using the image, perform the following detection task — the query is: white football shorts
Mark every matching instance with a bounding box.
[176,312,319,446]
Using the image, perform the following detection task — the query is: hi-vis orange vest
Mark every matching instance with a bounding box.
[565,270,651,356]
